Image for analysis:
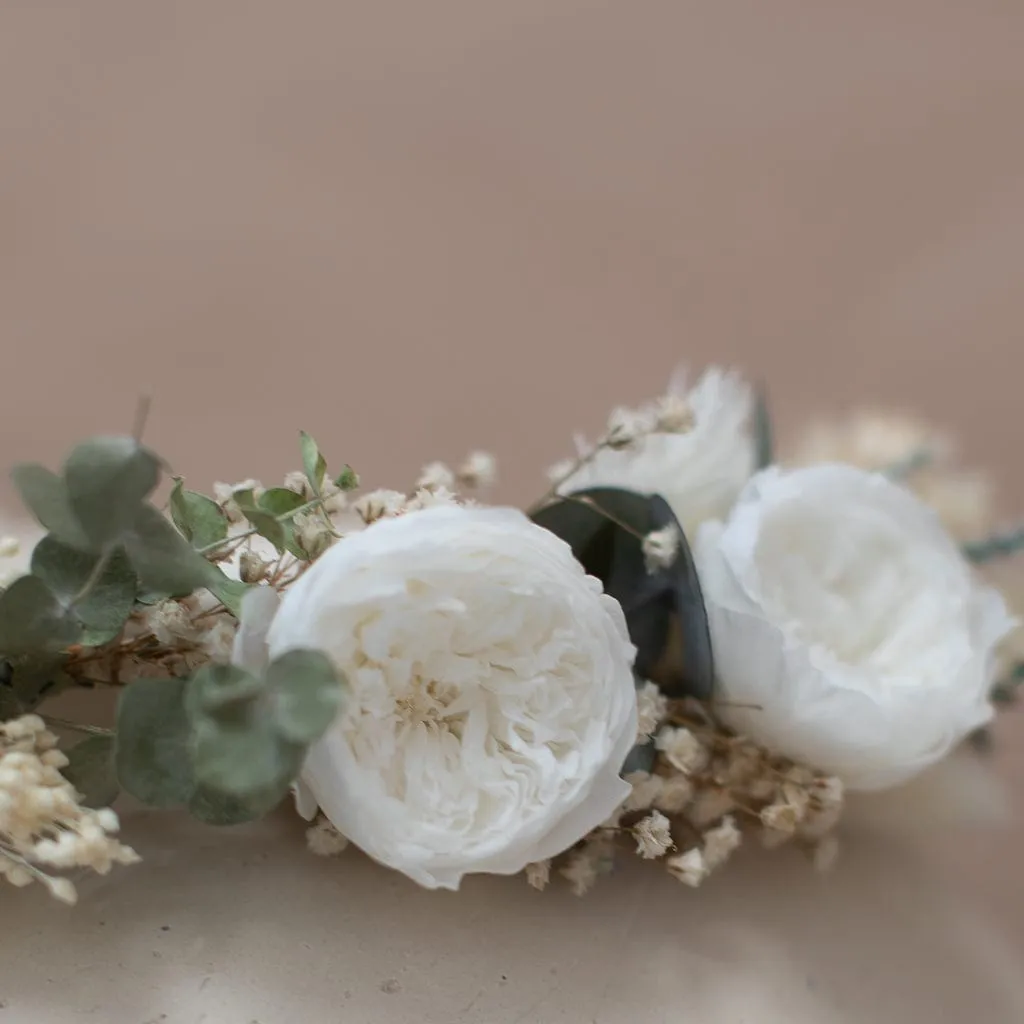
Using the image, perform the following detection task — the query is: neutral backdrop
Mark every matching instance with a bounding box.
[2,3,1023,1022]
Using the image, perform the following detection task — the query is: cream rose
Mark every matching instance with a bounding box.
[236,505,637,889]
[695,464,1014,791]
[561,366,755,537]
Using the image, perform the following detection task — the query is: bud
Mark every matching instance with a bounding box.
[239,550,269,583]
[334,466,360,491]
[294,512,333,560]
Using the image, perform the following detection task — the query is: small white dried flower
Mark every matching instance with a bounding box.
[632,811,674,859]
[407,486,460,511]
[148,600,197,645]
[294,511,333,560]
[653,774,694,814]
[354,489,407,524]
[559,836,617,897]
[655,726,709,775]
[0,536,20,558]
[546,458,578,485]
[653,393,695,434]
[456,451,497,489]
[703,815,741,870]
[282,470,310,495]
[760,801,800,834]
[239,550,270,584]
[635,681,668,742]
[642,523,680,573]
[416,461,456,492]
[305,816,349,857]
[688,787,735,827]
[213,479,263,523]
[525,860,551,891]
[623,770,663,812]
[604,407,646,449]
[666,847,707,887]
[198,618,236,661]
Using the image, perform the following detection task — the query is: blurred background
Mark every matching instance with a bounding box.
[1,3,1022,509]
[2,2,1022,1016]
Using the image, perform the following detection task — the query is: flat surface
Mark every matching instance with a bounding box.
[2,3,1023,1020]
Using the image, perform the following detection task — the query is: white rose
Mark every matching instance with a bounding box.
[695,464,1014,791]
[561,367,755,537]
[235,505,637,890]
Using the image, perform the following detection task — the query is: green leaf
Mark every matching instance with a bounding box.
[122,504,214,596]
[62,735,119,808]
[622,740,656,774]
[299,431,327,494]
[753,385,773,470]
[334,466,359,491]
[191,713,304,798]
[963,525,1024,565]
[266,649,344,744]
[31,537,137,645]
[0,575,81,656]
[532,488,714,699]
[169,479,228,549]
[237,505,286,554]
[258,488,307,518]
[0,675,22,720]
[10,464,92,551]
[64,436,161,547]
[187,783,286,826]
[1,651,68,710]
[115,677,195,806]
[186,663,265,717]
[201,566,250,618]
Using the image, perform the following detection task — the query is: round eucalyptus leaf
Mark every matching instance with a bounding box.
[190,714,304,798]
[0,575,81,656]
[62,734,119,808]
[31,537,137,645]
[9,464,93,551]
[266,648,345,744]
[115,677,195,807]
[64,436,161,547]
[123,504,215,596]
[188,781,287,826]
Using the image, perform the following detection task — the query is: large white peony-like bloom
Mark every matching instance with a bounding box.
[236,505,637,889]
[695,464,1014,791]
[560,367,755,537]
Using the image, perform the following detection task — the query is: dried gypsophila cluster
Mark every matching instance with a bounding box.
[1,715,138,903]
[526,689,843,895]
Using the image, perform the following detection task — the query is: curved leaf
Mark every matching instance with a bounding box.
[62,735,119,808]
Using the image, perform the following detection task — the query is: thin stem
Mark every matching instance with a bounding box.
[527,439,612,515]
[963,524,1024,564]
[561,493,646,540]
[132,395,153,443]
[42,716,115,738]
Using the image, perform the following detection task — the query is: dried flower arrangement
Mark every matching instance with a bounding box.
[1,369,1020,903]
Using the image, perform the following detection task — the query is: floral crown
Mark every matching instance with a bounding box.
[1,368,1020,904]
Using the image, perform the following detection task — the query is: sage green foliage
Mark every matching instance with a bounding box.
[115,651,344,825]
[62,735,119,808]
[170,478,228,549]
[753,385,774,470]
[300,431,327,494]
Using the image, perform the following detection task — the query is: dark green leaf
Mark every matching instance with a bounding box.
[169,479,228,549]
[62,735,119,808]
[201,567,250,618]
[621,741,656,774]
[266,649,344,744]
[0,575,81,655]
[963,525,1024,565]
[532,488,714,699]
[2,651,68,709]
[258,488,307,518]
[115,677,195,806]
[187,782,287,826]
[237,505,286,554]
[299,431,327,493]
[753,385,773,470]
[31,537,137,645]
[10,464,92,551]
[123,504,213,596]
[64,436,161,547]
[0,675,22,720]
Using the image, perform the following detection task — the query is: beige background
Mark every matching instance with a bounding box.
[2,3,1024,1021]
